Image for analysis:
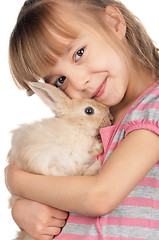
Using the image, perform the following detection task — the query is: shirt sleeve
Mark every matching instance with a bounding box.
[125,89,159,136]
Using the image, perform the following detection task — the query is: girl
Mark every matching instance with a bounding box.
[5,0,159,239]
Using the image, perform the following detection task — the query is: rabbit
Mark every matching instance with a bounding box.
[8,81,112,240]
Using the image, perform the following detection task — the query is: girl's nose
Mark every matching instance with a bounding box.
[62,68,91,99]
[56,59,91,96]
[67,69,90,92]
[69,77,90,91]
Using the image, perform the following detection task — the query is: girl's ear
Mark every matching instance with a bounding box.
[104,5,126,39]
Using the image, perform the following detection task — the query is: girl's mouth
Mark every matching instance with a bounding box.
[93,79,107,99]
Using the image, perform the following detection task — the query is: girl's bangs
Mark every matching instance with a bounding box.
[24,19,78,80]
[28,15,78,76]
[9,1,79,90]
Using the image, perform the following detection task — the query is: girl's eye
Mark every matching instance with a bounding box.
[74,47,85,62]
[54,76,66,88]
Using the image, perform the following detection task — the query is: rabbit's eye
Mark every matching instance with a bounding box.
[85,107,94,115]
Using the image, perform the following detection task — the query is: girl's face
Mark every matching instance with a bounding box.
[44,6,130,107]
[45,29,130,107]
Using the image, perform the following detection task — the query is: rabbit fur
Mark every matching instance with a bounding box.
[8,82,112,240]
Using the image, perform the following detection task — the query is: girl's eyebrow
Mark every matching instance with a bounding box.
[65,37,84,55]
[65,41,77,55]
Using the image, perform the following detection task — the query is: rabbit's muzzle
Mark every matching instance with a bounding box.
[99,112,113,129]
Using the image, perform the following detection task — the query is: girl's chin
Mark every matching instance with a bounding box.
[95,97,109,105]
[98,97,122,107]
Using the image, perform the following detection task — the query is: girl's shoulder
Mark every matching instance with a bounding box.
[132,80,159,109]
[124,80,159,136]
[100,81,159,163]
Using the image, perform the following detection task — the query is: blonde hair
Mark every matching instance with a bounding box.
[9,0,159,93]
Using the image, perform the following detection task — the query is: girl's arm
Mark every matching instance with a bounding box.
[5,129,159,217]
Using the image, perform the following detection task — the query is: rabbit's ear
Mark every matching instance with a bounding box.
[28,82,71,115]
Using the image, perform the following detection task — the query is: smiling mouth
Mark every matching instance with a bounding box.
[93,79,107,99]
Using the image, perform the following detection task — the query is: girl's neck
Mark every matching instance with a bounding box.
[110,65,156,125]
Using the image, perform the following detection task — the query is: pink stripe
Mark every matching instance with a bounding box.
[56,234,147,240]
[121,197,159,208]
[125,120,159,136]
[55,233,99,240]
[108,141,120,151]
[115,124,125,131]
[138,177,159,188]
[100,216,159,228]
[125,119,159,126]
[57,235,149,240]
[147,86,159,96]
[104,237,147,240]
[67,215,96,225]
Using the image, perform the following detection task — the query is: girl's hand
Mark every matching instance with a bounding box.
[12,199,68,240]
[5,163,68,239]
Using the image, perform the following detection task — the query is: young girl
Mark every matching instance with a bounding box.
[5,0,159,239]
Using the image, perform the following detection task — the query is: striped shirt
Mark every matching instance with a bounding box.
[55,81,159,240]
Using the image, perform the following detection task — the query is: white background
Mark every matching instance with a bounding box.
[0,1,159,239]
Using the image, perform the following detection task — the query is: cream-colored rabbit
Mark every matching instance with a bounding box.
[8,82,112,240]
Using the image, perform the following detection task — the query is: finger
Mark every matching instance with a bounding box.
[49,218,66,228]
[50,208,68,220]
[43,227,61,237]
[38,235,55,240]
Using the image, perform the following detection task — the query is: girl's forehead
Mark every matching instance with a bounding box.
[13,1,109,84]
[47,2,104,33]
[43,11,98,52]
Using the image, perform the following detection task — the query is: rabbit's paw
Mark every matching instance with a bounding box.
[90,142,104,157]
[84,160,102,176]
